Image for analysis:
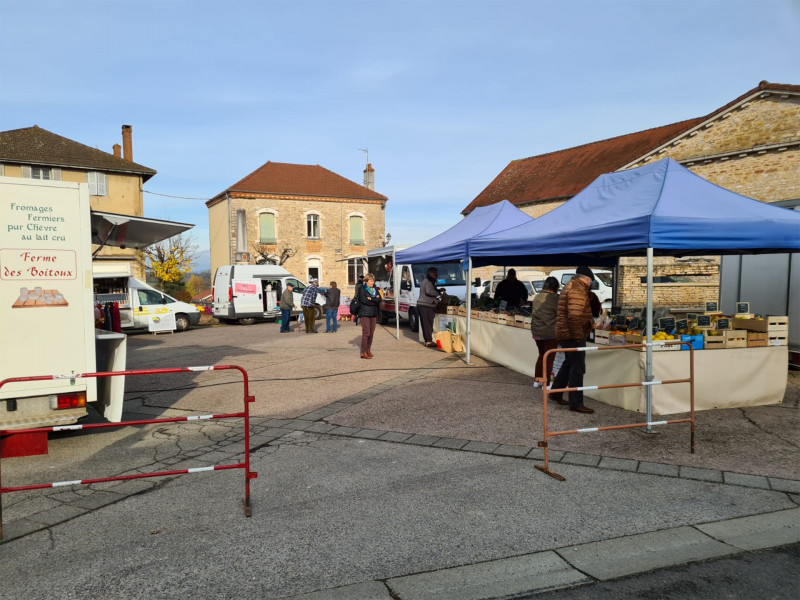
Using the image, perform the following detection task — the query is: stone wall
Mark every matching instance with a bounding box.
[617,256,720,308]
[224,194,385,295]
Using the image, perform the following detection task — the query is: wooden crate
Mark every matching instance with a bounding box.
[456,306,467,317]
[733,316,789,333]
[609,334,627,346]
[768,333,788,346]
[724,329,747,349]
[747,332,768,347]
[594,329,611,345]
[704,333,726,350]
[445,306,458,315]
[625,333,644,345]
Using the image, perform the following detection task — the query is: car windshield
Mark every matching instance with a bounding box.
[523,282,533,293]
[411,262,466,286]
[532,280,545,293]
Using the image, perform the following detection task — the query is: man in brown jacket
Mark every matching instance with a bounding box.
[550,266,596,413]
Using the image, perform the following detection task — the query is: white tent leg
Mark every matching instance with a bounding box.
[393,247,400,341]
[645,247,654,432]
[466,257,472,364]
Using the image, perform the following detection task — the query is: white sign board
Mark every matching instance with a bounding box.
[149,312,176,332]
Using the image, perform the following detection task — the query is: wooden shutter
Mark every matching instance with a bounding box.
[22,166,31,178]
[349,216,363,244]
[259,213,275,244]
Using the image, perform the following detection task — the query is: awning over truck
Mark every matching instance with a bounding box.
[91,211,194,249]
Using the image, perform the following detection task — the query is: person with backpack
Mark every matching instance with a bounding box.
[357,273,382,359]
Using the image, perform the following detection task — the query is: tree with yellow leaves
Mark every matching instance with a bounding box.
[142,233,197,290]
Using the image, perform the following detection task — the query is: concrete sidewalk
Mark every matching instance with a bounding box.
[1,322,798,599]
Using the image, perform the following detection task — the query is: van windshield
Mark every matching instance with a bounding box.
[596,272,613,286]
[411,262,466,287]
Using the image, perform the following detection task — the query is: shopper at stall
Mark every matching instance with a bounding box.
[279,282,295,333]
[494,268,528,309]
[550,266,596,413]
[530,276,560,388]
[301,278,319,333]
[323,281,341,333]
[417,267,440,348]
[358,273,382,358]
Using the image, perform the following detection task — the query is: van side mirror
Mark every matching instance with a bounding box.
[473,278,481,287]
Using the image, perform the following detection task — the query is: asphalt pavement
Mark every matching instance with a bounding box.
[1,319,798,599]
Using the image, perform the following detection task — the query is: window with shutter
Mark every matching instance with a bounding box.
[31,167,51,180]
[88,172,107,195]
[259,213,276,244]
[349,216,364,245]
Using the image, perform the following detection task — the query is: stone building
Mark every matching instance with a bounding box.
[0,125,157,279]
[463,81,799,308]
[206,162,387,294]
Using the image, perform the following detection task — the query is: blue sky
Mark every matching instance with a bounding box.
[1,0,797,270]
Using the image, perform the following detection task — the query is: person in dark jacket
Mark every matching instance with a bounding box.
[494,268,528,308]
[353,275,364,325]
[279,282,295,333]
[417,267,440,348]
[550,266,596,414]
[357,273,382,358]
[323,281,341,333]
[530,276,560,387]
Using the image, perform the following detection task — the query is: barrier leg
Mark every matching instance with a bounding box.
[535,348,565,481]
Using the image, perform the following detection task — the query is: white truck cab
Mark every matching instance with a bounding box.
[212,264,326,325]
[93,273,201,332]
[367,246,475,332]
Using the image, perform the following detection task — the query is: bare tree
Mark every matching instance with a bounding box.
[250,242,296,266]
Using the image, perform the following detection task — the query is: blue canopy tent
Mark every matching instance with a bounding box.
[391,200,533,343]
[466,157,800,422]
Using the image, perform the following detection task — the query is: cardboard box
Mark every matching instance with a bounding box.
[747,332,768,347]
[433,331,453,353]
[724,330,747,349]
[704,333,726,350]
[733,316,789,333]
[625,333,644,345]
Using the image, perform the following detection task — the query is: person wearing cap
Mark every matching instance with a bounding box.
[493,268,528,309]
[323,281,341,333]
[279,282,295,333]
[550,266,596,414]
[300,278,319,333]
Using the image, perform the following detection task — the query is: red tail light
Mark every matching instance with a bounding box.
[212,286,215,302]
[50,392,87,410]
[228,286,233,302]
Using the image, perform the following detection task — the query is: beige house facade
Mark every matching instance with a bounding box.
[207,162,387,294]
[465,81,800,308]
[0,125,157,279]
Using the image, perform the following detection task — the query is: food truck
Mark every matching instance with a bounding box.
[0,176,191,456]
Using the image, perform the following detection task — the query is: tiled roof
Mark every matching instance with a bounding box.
[0,126,157,181]
[208,161,387,205]
[463,81,800,214]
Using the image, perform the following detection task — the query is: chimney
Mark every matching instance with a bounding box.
[112,144,121,158]
[121,125,133,162]
[363,163,375,190]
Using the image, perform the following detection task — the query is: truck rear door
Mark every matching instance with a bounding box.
[232,279,263,315]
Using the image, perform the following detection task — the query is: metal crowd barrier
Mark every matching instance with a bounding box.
[536,341,695,481]
[0,365,257,540]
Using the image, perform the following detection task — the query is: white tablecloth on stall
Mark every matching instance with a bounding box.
[434,315,787,415]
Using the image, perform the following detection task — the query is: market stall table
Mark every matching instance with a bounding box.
[433,315,787,415]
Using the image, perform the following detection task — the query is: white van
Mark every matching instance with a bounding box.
[212,264,326,325]
[490,269,547,297]
[94,274,202,331]
[548,269,614,308]
[368,246,475,332]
